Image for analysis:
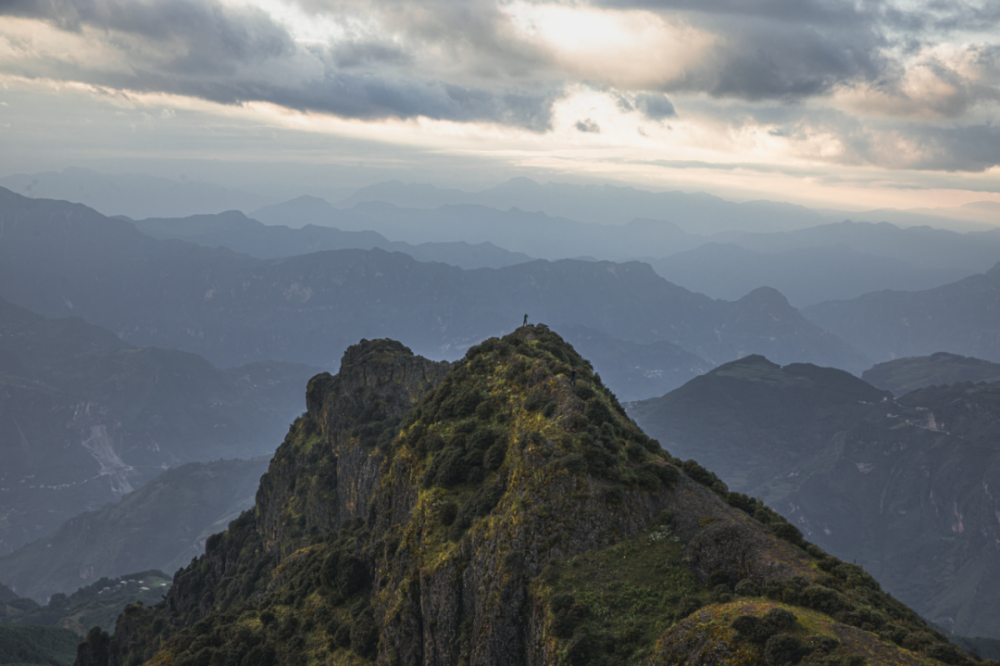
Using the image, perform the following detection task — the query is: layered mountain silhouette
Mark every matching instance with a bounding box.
[131,210,533,269]
[803,263,1000,363]
[75,330,975,666]
[630,356,1000,638]
[0,188,869,390]
[0,294,315,554]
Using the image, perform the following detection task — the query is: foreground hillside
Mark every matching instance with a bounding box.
[630,356,1000,638]
[79,329,975,666]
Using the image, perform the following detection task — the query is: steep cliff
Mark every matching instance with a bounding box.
[78,329,981,666]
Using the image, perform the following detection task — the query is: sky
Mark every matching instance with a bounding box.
[1,0,999,211]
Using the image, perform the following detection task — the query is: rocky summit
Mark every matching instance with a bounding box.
[76,328,982,666]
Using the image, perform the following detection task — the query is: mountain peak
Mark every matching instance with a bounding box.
[81,330,970,666]
[737,285,793,309]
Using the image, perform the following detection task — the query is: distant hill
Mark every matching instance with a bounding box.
[130,210,534,269]
[647,243,971,307]
[335,177,829,232]
[803,263,1000,363]
[1,570,172,634]
[0,294,316,554]
[729,220,1000,275]
[0,457,269,602]
[254,199,705,261]
[0,167,272,219]
[631,356,1000,638]
[0,188,869,387]
[863,352,1000,396]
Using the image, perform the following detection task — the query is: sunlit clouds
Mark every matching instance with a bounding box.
[0,0,998,210]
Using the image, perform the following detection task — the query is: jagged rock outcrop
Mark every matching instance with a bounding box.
[77,329,982,666]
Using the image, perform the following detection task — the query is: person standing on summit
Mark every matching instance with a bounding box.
[523,314,528,327]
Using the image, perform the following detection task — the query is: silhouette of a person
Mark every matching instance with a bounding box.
[523,314,528,327]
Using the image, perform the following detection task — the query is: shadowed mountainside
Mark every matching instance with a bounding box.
[0,457,271,602]
[630,356,1000,638]
[0,294,316,554]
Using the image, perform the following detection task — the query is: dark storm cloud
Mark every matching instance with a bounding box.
[0,0,560,130]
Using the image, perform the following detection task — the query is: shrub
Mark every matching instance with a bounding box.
[484,440,508,471]
[566,631,594,666]
[335,555,368,597]
[525,389,548,412]
[764,633,807,666]
[734,579,761,597]
[350,614,378,658]
[676,597,702,620]
[585,400,613,426]
[772,522,805,547]
[439,502,458,526]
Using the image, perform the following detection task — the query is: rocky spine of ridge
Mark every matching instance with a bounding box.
[78,329,981,666]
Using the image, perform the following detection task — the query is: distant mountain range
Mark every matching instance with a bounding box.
[251,198,991,307]
[130,210,533,269]
[0,457,269,602]
[862,353,1000,396]
[0,167,273,219]
[0,187,870,388]
[630,355,1000,638]
[646,243,971,307]
[0,293,315,554]
[803,263,1000,363]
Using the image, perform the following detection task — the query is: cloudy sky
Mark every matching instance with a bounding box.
[1,0,999,210]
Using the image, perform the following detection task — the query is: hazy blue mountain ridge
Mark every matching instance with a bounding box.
[0,457,270,603]
[803,263,1000,363]
[0,188,869,390]
[0,293,315,554]
[130,210,534,268]
[863,352,1000,396]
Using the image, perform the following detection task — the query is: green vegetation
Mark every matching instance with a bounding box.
[71,331,984,666]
